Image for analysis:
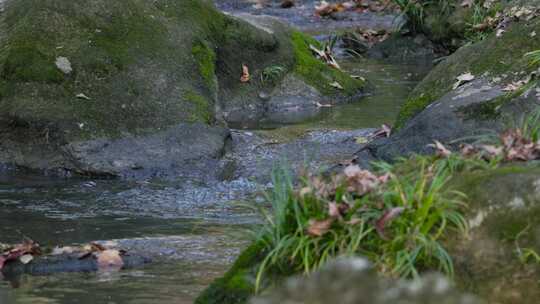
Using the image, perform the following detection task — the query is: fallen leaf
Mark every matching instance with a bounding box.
[96,249,124,270]
[460,143,478,156]
[350,75,366,81]
[0,239,41,270]
[51,246,76,255]
[307,219,333,237]
[240,64,250,83]
[428,140,452,157]
[329,81,343,90]
[461,0,473,8]
[344,165,381,196]
[315,101,333,108]
[453,72,475,89]
[328,202,341,218]
[375,207,405,239]
[371,124,392,139]
[19,254,33,265]
[76,93,91,100]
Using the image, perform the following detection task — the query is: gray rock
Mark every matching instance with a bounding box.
[251,257,481,304]
[362,78,540,162]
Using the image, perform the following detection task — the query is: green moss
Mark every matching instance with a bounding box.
[394,93,435,130]
[195,242,265,304]
[0,0,229,140]
[2,45,64,83]
[291,31,364,97]
[192,41,217,91]
[184,91,212,124]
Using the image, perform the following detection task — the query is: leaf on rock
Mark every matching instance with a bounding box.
[453,72,475,89]
[19,254,33,265]
[428,140,452,157]
[240,64,251,83]
[329,81,344,90]
[0,239,41,270]
[96,249,124,270]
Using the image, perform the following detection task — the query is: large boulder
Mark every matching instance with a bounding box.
[0,0,363,178]
[361,3,540,162]
[251,258,481,304]
[448,164,540,304]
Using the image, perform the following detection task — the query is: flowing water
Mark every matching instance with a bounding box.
[0,57,429,303]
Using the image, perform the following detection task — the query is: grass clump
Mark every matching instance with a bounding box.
[254,106,540,291]
[254,156,470,290]
[525,50,540,67]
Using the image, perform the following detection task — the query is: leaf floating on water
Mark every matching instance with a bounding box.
[96,249,124,270]
[0,239,41,270]
[240,64,251,83]
[453,72,475,89]
[315,101,333,108]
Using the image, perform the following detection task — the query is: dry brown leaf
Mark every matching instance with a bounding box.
[307,219,333,237]
[375,207,405,239]
[429,140,452,157]
[240,64,250,83]
[460,143,478,156]
[96,249,124,270]
[344,165,381,196]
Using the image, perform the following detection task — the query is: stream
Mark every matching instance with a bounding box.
[0,1,432,300]
[0,57,429,303]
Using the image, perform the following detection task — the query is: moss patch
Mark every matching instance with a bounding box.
[192,41,217,92]
[195,242,264,304]
[184,91,213,124]
[394,93,435,130]
[291,31,364,97]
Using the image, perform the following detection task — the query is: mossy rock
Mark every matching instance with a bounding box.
[395,0,540,128]
[448,164,540,303]
[217,14,365,126]
[0,0,363,177]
